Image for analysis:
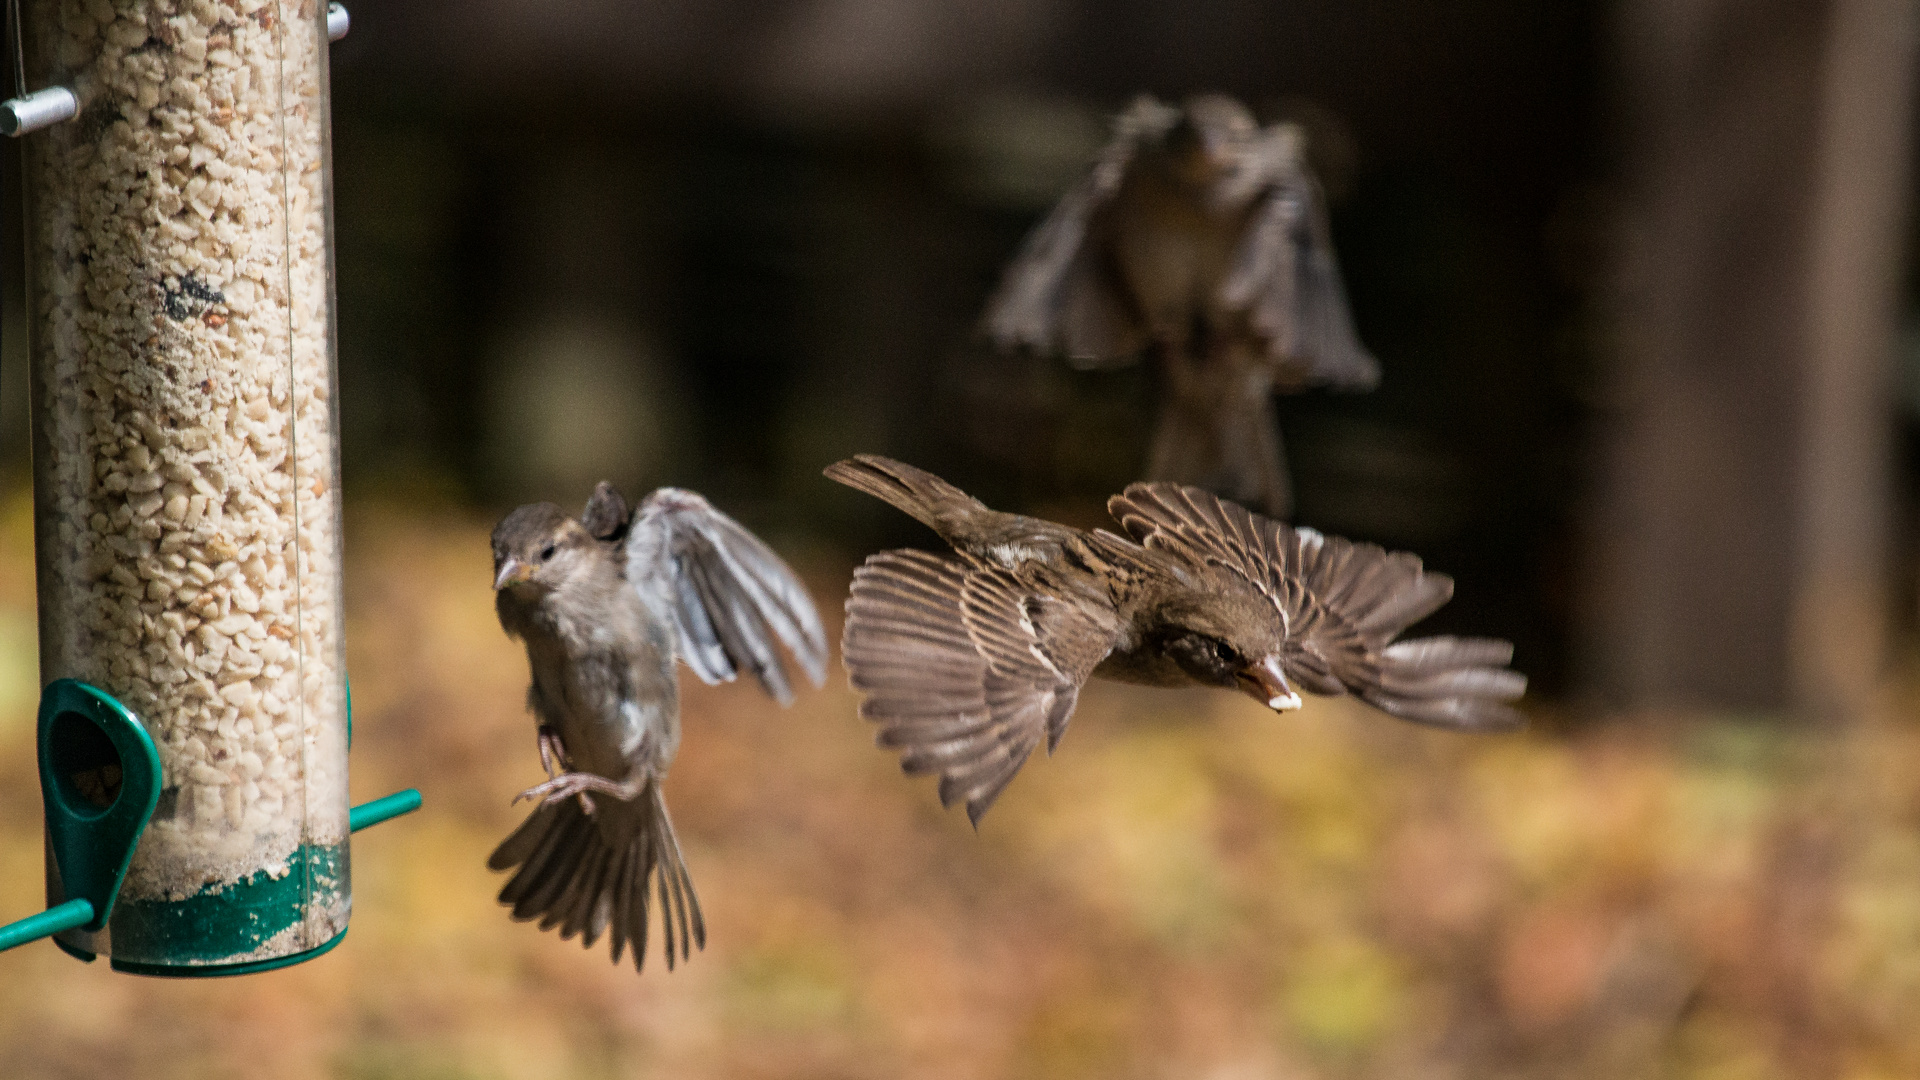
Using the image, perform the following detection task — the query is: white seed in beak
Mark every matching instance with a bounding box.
[1244,655,1302,712]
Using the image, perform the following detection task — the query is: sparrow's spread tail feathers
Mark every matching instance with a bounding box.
[1145,374,1293,518]
[488,782,705,972]
[1363,635,1527,731]
[825,456,1089,563]
[823,455,984,533]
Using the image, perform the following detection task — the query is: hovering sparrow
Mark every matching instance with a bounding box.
[983,93,1378,518]
[489,482,827,970]
[827,455,1523,823]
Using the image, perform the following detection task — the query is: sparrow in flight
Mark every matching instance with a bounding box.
[489,482,827,970]
[827,455,1523,824]
[983,93,1379,517]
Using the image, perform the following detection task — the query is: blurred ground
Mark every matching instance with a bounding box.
[1,497,1919,1079]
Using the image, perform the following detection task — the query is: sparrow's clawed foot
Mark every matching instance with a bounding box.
[513,770,645,813]
[535,724,568,779]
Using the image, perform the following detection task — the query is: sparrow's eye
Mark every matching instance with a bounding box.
[539,544,556,562]
[1210,639,1237,665]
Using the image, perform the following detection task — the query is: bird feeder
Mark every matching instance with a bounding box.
[0,0,417,975]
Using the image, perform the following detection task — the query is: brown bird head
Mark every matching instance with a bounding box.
[491,502,597,594]
[1150,587,1302,712]
[1166,93,1259,191]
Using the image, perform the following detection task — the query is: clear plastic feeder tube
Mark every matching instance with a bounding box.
[21,0,348,971]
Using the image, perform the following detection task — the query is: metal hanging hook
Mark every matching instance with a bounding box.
[2,0,73,137]
[7,0,20,99]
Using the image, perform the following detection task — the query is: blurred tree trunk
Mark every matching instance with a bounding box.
[1588,0,1918,718]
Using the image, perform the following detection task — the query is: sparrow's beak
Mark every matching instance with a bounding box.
[494,556,531,591]
[1240,655,1302,712]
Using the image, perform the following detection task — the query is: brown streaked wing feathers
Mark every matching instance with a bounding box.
[981,97,1177,367]
[843,551,1116,823]
[1108,482,1525,731]
[1218,143,1380,391]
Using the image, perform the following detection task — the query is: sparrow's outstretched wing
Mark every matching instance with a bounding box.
[981,96,1178,368]
[1218,127,1379,391]
[842,550,1121,824]
[624,488,828,706]
[1110,482,1524,730]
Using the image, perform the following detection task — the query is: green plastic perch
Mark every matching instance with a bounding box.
[0,899,94,952]
[350,789,423,833]
[0,789,420,955]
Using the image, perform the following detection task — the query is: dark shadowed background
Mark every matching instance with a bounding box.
[3,1,1920,1077]
[235,0,1614,690]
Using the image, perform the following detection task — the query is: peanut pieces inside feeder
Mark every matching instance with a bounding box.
[23,0,348,918]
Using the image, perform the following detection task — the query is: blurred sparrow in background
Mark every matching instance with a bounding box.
[489,482,826,970]
[827,455,1523,824]
[983,93,1378,517]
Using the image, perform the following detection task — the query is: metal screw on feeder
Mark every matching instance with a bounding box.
[0,0,416,975]
[0,85,74,137]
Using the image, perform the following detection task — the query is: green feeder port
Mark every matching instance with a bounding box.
[0,1,418,974]
[1,680,419,974]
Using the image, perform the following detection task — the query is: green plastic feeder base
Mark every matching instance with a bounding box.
[48,925,351,976]
[55,840,352,973]
[4,679,421,972]
[110,925,349,977]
